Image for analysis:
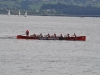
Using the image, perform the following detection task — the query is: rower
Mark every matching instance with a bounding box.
[26,30,29,36]
[54,34,56,37]
[67,34,70,37]
[73,33,76,37]
[48,33,50,37]
[60,34,63,37]
[33,34,36,37]
[40,33,43,37]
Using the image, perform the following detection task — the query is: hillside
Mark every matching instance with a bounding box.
[0,0,100,10]
[0,0,100,16]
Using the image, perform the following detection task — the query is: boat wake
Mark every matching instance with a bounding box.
[0,36,16,39]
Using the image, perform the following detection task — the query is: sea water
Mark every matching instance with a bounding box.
[0,15,100,75]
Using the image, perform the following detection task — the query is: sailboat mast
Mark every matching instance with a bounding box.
[25,11,27,17]
[8,10,10,16]
[19,10,20,16]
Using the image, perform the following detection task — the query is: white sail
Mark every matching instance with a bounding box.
[24,11,27,17]
[8,10,10,16]
[19,11,20,16]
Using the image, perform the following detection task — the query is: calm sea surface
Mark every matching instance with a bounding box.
[0,15,100,75]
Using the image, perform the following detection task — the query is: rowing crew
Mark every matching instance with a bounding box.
[26,30,76,37]
[67,33,76,37]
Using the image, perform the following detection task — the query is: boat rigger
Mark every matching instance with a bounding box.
[17,31,86,41]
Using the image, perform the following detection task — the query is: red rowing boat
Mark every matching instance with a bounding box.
[17,35,38,39]
[17,35,86,41]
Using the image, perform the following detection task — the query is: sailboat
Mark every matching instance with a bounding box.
[18,10,20,16]
[24,11,27,17]
[8,10,10,16]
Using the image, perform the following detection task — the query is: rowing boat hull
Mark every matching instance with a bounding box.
[17,35,86,41]
[17,35,38,39]
[63,36,86,41]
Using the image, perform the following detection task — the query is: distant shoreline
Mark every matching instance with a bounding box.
[1,14,100,17]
